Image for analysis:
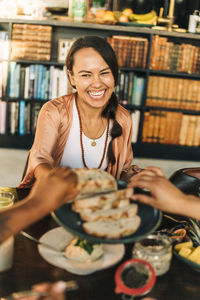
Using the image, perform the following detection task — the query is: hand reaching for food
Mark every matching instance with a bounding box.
[120,165,142,183]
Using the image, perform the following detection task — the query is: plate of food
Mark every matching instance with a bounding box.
[52,169,162,244]
[38,227,125,275]
[170,219,200,271]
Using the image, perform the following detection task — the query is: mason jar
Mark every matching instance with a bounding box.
[132,233,172,276]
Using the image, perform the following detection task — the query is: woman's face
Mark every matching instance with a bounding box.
[68,47,115,109]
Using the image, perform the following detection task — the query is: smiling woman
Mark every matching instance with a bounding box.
[18,36,134,189]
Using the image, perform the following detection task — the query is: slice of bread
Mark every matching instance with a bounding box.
[72,188,133,211]
[74,168,117,199]
[79,204,138,222]
[83,216,141,239]
[72,198,130,214]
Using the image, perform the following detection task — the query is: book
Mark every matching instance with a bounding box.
[0,101,7,134]
[14,64,20,98]
[158,111,167,144]
[32,103,42,134]
[122,72,130,104]
[24,66,30,99]
[11,24,52,61]
[19,66,25,99]
[146,111,156,143]
[168,112,182,145]
[179,114,190,146]
[128,72,134,104]
[58,66,69,97]
[118,71,125,104]
[142,111,150,142]
[9,62,17,98]
[36,64,44,99]
[0,63,2,98]
[134,76,145,106]
[108,36,148,68]
[193,116,200,146]
[28,64,36,98]
[19,101,26,135]
[25,102,31,134]
[151,110,161,143]
[131,110,140,143]
[184,115,197,146]
[131,74,138,106]
[9,102,17,135]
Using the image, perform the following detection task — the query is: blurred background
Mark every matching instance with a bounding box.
[117,0,200,29]
[0,0,200,29]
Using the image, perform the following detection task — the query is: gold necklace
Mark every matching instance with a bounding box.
[90,119,104,147]
[75,97,109,169]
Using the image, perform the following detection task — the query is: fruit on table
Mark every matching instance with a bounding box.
[96,8,106,19]
[118,14,129,22]
[174,241,200,264]
[122,8,133,16]
[102,10,115,21]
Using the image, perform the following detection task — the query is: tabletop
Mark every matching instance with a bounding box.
[0,194,200,299]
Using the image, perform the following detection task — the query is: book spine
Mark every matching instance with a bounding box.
[9,102,16,135]
[29,64,36,98]
[19,101,26,135]
[135,76,145,106]
[9,62,16,98]
[131,110,140,143]
[122,72,130,104]
[0,101,7,134]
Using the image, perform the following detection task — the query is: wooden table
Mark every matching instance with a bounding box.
[0,195,200,299]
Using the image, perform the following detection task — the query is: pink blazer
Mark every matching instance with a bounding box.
[18,93,134,188]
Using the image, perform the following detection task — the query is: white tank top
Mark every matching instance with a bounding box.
[60,99,112,170]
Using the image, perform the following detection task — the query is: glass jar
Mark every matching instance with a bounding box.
[132,233,172,276]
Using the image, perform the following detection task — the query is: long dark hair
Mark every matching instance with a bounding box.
[66,36,122,166]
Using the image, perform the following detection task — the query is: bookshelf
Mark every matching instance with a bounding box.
[1,18,200,161]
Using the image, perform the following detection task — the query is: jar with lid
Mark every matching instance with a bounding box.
[132,232,172,276]
[188,10,200,33]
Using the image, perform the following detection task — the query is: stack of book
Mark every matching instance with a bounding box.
[8,101,44,135]
[8,63,71,100]
[116,71,145,106]
[146,76,200,111]
[142,110,200,146]
[107,35,148,68]
[10,24,52,61]
[150,35,200,74]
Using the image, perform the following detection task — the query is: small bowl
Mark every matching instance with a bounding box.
[115,258,156,297]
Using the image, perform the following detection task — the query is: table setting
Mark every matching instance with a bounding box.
[1,171,200,300]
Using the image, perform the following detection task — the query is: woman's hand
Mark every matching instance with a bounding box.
[120,165,142,183]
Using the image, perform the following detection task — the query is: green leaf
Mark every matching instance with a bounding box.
[74,238,94,254]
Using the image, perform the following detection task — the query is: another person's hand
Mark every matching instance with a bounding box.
[29,167,79,211]
[128,166,189,215]
[121,165,142,183]
[14,281,67,300]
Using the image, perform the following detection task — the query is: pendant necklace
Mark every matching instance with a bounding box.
[91,120,104,147]
[75,97,110,169]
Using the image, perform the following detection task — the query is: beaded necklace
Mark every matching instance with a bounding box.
[75,97,110,169]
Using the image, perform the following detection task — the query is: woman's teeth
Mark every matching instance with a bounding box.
[89,90,105,97]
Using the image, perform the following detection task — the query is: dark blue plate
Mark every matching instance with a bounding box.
[52,181,162,244]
